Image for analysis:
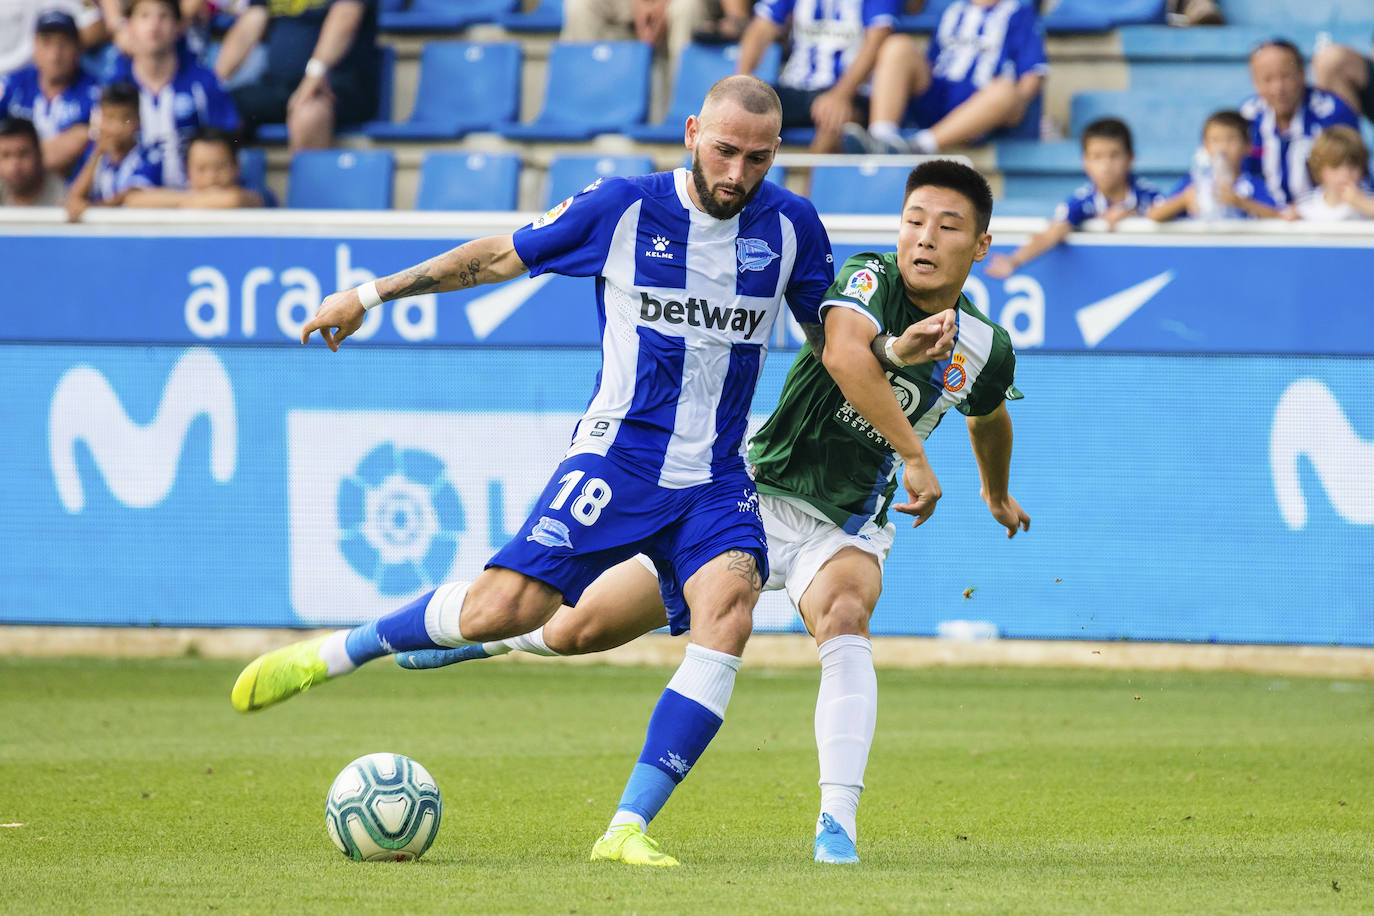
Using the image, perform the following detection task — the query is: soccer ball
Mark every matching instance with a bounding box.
[325,753,442,862]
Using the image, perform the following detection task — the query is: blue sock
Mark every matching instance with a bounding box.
[614,688,723,824]
[344,588,442,665]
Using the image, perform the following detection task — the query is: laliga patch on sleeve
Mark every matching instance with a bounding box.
[532,197,572,229]
[842,268,879,305]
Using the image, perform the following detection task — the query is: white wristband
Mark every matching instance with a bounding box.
[305,57,328,79]
[356,280,382,311]
[883,335,909,368]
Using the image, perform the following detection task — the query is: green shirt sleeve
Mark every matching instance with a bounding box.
[820,252,892,331]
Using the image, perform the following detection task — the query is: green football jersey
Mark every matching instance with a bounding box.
[748,250,1019,533]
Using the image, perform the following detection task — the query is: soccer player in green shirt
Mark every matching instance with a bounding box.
[400,159,1030,865]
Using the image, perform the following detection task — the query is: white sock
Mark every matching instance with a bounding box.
[869,121,904,145]
[814,634,876,842]
[318,630,357,676]
[423,581,475,647]
[666,642,742,718]
[607,810,647,834]
[911,129,939,154]
[483,626,559,657]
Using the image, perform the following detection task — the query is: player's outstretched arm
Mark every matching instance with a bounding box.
[301,233,528,350]
[822,307,942,527]
[966,402,1029,538]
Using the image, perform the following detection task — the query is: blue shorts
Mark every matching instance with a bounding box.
[487,452,768,626]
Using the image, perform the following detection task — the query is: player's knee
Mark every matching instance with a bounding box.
[462,574,557,640]
[815,592,872,637]
[542,613,600,655]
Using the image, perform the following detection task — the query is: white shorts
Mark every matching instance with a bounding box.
[633,491,895,612]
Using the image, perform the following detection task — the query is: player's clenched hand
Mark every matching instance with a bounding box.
[983,491,1029,538]
[893,456,942,528]
[302,290,366,350]
[892,310,956,365]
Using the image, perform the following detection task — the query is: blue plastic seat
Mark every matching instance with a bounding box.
[366,42,520,140]
[1043,0,1164,32]
[545,154,655,207]
[807,164,911,215]
[626,43,782,143]
[287,150,395,209]
[495,0,562,32]
[894,0,954,32]
[1070,89,1239,147]
[996,138,1197,175]
[499,42,652,141]
[416,153,521,211]
[236,147,276,206]
[256,46,395,143]
[1220,0,1374,26]
[379,0,516,32]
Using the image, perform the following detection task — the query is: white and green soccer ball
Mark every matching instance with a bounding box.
[325,753,442,862]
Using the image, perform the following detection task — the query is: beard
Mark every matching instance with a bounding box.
[690,153,760,220]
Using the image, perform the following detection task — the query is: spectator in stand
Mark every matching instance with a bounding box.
[214,0,380,152]
[0,116,65,204]
[0,0,105,77]
[1242,39,1358,209]
[1285,125,1374,221]
[736,0,899,153]
[65,80,164,218]
[984,117,1159,278]
[109,0,238,188]
[124,125,264,206]
[563,0,714,78]
[1149,110,1279,221]
[692,0,748,44]
[0,11,101,177]
[1313,35,1374,126]
[843,0,1047,155]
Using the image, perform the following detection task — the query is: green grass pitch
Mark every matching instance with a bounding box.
[2,655,1370,914]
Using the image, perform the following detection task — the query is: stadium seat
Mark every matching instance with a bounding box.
[366,42,520,140]
[236,147,277,206]
[1042,0,1164,32]
[499,42,652,141]
[415,153,521,211]
[991,197,1065,218]
[1070,89,1238,147]
[495,0,562,32]
[287,150,395,209]
[807,164,911,214]
[626,43,781,143]
[894,0,954,32]
[545,155,655,208]
[256,46,395,144]
[1220,0,1374,26]
[379,0,516,33]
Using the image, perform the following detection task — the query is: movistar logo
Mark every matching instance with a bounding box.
[639,292,766,339]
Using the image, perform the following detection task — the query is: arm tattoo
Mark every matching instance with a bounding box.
[389,269,440,299]
[800,322,825,360]
[725,549,763,593]
[387,254,483,300]
[870,332,903,371]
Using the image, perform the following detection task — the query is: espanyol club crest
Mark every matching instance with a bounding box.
[943,352,967,392]
[736,237,779,272]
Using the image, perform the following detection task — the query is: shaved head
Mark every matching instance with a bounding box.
[700,75,782,128]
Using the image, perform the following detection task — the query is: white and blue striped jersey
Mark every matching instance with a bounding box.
[1240,87,1359,207]
[511,169,833,489]
[86,141,164,202]
[757,0,901,93]
[928,0,1047,108]
[0,66,100,141]
[1054,175,1161,227]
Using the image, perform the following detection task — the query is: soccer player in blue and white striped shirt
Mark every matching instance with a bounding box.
[233,76,947,867]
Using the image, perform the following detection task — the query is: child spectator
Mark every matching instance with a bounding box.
[1242,39,1358,207]
[111,0,239,188]
[1287,125,1374,221]
[0,116,66,205]
[736,0,899,153]
[985,117,1159,278]
[0,11,101,176]
[65,81,164,218]
[124,126,265,207]
[1149,110,1279,221]
[843,0,1047,155]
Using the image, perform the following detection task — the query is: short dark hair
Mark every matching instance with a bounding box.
[189,126,238,157]
[100,81,141,111]
[1250,38,1302,70]
[1081,117,1133,156]
[0,117,40,150]
[1204,109,1250,141]
[902,159,994,234]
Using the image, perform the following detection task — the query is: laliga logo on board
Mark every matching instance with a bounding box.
[943,352,967,392]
